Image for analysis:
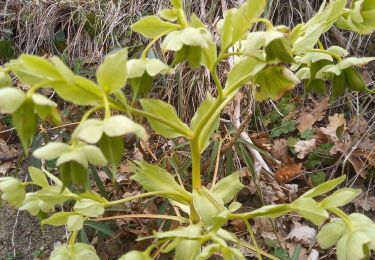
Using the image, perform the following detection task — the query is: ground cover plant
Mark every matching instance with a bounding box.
[0,0,375,259]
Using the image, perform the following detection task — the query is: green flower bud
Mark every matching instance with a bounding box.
[73,199,105,217]
[50,243,99,260]
[0,177,26,207]
[19,193,55,216]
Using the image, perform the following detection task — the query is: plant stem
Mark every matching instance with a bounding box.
[68,231,78,245]
[308,49,343,62]
[26,80,62,97]
[107,191,178,207]
[141,28,180,59]
[102,94,111,118]
[95,214,189,223]
[191,140,202,189]
[81,105,104,122]
[177,8,189,27]
[329,207,353,231]
[244,219,262,260]
[253,18,274,30]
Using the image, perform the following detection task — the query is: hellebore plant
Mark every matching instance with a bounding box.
[1,0,375,259]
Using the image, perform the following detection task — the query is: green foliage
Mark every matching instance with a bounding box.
[1,0,375,259]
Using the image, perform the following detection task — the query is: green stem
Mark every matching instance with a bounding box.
[81,105,104,122]
[308,49,343,62]
[68,231,78,245]
[107,191,179,207]
[26,80,62,98]
[177,8,189,27]
[191,141,202,189]
[329,207,353,231]
[141,28,180,59]
[102,94,111,119]
[244,219,262,260]
[253,18,274,30]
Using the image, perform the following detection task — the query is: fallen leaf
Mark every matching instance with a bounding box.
[251,133,272,151]
[295,139,317,159]
[271,139,290,163]
[311,98,328,121]
[286,222,316,247]
[354,195,375,212]
[297,113,316,132]
[275,163,302,183]
[320,113,346,141]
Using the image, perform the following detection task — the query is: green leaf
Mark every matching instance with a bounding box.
[12,98,37,150]
[145,59,170,76]
[176,239,202,260]
[67,215,85,232]
[0,69,12,88]
[319,188,361,209]
[140,99,191,138]
[317,219,345,249]
[310,171,326,186]
[119,251,151,260]
[33,142,71,161]
[103,115,148,140]
[42,212,78,227]
[59,161,89,188]
[211,172,244,204]
[192,188,225,227]
[336,0,375,34]
[243,204,291,219]
[32,94,61,125]
[332,73,347,100]
[190,95,220,153]
[0,87,26,114]
[171,0,182,8]
[50,243,99,260]
[159,9,178,21]
[291,198,329,225]
[344,67,370,92]
[130,161,191,204]
[152,223,202,240]
[127,59,146,78]
[81,145,108,166]
[219,0,266,50]
[292,0,347,53]
[96,48,128,93]
[337,231,371,260]
[74,199,105,217]
[265,38,295,63]
[131,16,180,39]
[84,220,115,237]
[253,66,299,101]
[28,167,49,188]
[99,135,124,176]
[72,119,103,144]
[225,57,267,95]
[301,175,346,198]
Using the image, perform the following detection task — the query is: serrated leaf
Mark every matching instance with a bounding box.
[97,48,127,93]
[140,99,191,138]
[317,219,345,249]
[211,172,244,204]
[291,198,329,225]
[12,98,37,151]
[28,167,49,188]
[33,142,71,161]
[131,16,180,39]
[301,175,346,198]
[253,66,299,101]
[319,188,361,209]
[130,161,191,204]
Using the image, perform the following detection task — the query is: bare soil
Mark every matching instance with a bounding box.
[0,204,65,260]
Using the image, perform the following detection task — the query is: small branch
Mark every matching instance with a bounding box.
[220,106,252,155]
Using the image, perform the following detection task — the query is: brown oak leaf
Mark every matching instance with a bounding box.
[295,139,317,159]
